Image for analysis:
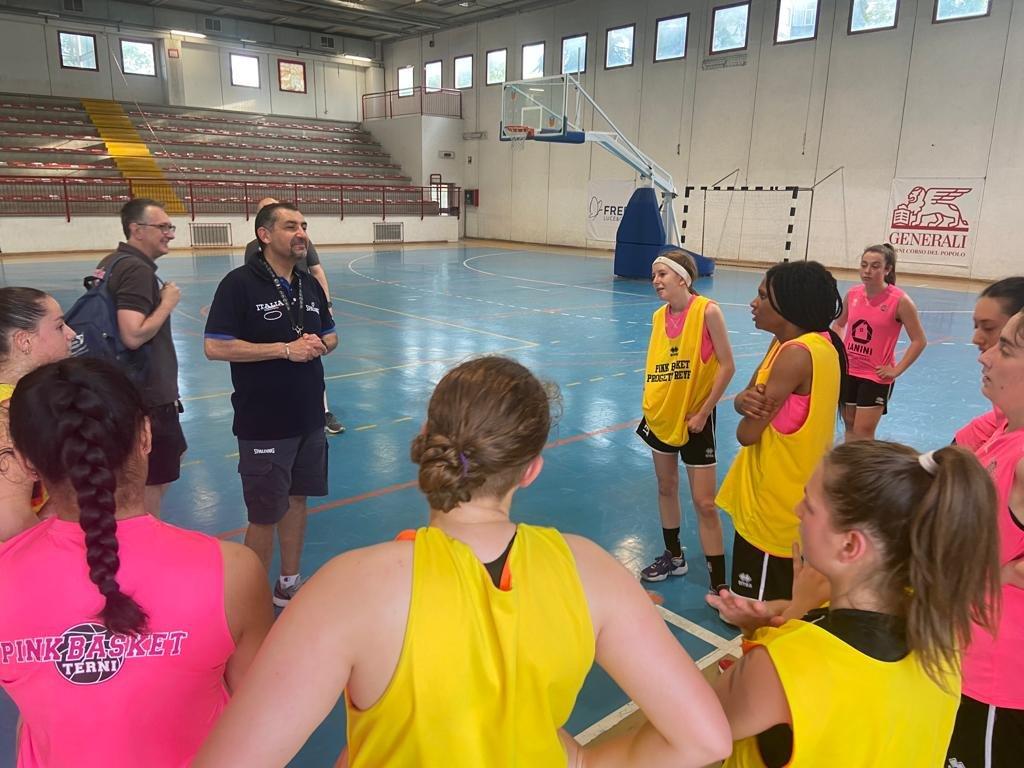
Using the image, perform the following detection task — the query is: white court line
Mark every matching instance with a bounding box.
[656,606,733,649]
[574,636,743,744]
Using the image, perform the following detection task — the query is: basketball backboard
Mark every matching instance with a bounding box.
[500,74,584,143]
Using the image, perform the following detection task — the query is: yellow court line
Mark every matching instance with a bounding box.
[392,416,413,423]
[225,452,239,459]
[355,424,377,431]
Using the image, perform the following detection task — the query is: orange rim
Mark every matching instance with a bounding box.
[504,124,535,139]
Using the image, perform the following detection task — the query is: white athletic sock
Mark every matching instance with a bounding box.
[279,574,300,588]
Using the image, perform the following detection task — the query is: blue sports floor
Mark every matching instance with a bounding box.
[0,243,991,765]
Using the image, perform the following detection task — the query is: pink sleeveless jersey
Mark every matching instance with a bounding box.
[843,284,905,384]
[954,407,1007,452]
[961,424,1024,709]
[0,516,235,767]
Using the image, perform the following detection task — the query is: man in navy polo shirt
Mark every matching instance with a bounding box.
[204,202,338,607]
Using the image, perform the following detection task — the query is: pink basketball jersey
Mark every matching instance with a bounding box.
[843,284,905,384]
[0,516,235,767]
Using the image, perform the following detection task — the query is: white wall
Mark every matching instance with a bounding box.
[364,115,464,189]
[0,214,458,254]
[0,11,372,122]
[384,0,1024,280]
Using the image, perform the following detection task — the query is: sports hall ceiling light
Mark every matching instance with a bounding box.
[342,54,373,62]
[170,30,207,38]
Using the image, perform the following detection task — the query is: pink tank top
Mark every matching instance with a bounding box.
[768,339,819,434]
[961,424,1024,709]
[0,516,235,767]
[955,407,1008,452]
[843,284,905,384]
[665,302,714,364]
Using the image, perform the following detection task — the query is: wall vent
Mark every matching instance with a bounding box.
[189,222,232,247]
[373,222,404,243]
[204,17,222,32]
[63,0,84,12]
[319,36,336,49]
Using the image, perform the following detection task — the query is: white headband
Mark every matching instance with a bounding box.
[652,256,693,287]
[918,451,938,476]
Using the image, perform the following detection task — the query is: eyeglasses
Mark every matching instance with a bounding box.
[136,223,176,234]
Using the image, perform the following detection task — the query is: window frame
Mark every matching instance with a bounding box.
[521,40,546,80]
[229,52,261,89]
[653,14,689,63]
[560,33,588,75]
[423,59,442,92]
[397,64,415,96]
[847,0,901,34]
[277,58,307,94]
[119,38,157,77]
[932,0,991,24]
[604,23,636,70]
[453,54,473,89]
[485,47,507,86]
[774,0,821,44]
[710,1,751,54]
[58,30,99,72]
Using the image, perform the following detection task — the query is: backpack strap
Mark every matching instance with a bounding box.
[100,252,165,289]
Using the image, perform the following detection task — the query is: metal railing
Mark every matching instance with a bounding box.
[362,87,463,120]
[0,176,461,221]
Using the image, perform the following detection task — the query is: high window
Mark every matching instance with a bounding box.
[59,31,98,71]
[654,15,689,61]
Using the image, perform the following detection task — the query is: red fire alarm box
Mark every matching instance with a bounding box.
[464,189,479,207]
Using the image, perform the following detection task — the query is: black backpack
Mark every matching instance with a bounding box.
[65,254,151,381]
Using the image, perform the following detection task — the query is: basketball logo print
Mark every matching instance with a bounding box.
[55,623,124,685]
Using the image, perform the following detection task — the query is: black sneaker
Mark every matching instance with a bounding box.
[640,550,688,582]
[324,412,345,435]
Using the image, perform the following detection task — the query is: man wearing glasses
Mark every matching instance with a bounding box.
[96,198,185,517]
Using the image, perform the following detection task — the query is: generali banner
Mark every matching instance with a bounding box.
[885,178,985,269]
[586,180,635,241]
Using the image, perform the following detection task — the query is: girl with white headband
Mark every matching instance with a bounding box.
[946,306,1024,768]
[637,247,735,593]
[709,440,1001,767]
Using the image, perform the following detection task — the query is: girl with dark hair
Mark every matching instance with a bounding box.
[708,441,1001,768]
[946,308,1024,768]
[0,357,272,768]
[717,261,845,602]
[638,247,736,594]
[0,287,76,539]
[194,356,732,768]
[832,244,927,441]
[955,276,1024,451]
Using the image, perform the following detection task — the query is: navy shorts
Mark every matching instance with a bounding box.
[636,409,717,467]
[147,401,187,486]
[237,428,328,525]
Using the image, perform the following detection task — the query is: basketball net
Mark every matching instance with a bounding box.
[505,125,534,153]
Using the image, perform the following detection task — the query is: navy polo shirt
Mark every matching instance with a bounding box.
[204,260,336,440]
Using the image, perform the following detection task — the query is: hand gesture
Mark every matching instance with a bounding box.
[288,334,327,362]
[875,364,899,380]
[706,589,783,635]
[160,281,181,311]
[737,383,777,420]
[686,409,710,434]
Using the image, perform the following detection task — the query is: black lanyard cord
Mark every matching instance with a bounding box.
[260,255,304,338]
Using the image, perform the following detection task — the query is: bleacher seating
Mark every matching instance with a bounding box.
[0,94,455,218]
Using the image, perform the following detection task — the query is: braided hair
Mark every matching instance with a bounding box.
[764,260,848,408]
[9,358,149,635]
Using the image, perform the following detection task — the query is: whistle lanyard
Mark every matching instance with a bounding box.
[261,256,304,338]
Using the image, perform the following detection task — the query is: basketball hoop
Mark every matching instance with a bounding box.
[504,124,534,152]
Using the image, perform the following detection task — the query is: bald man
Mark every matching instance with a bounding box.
[244,198,344,435]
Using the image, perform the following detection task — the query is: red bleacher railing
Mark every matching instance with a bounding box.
[362,87,463,121]
[0,176,461,222]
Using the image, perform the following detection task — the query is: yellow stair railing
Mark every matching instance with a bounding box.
[81,99,186,214]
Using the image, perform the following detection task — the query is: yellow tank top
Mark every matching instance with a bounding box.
[346,524,595,767]
[642,297,720,446]
[716,332,839,556]
[727,620,959,768]
[0,382,46,514]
